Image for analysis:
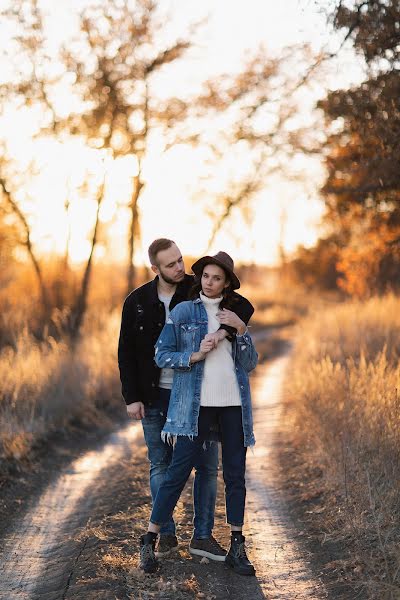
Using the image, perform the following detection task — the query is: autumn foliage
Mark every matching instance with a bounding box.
[314,1,400,296]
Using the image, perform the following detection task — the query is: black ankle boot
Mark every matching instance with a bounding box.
[139,533,159,573]
[225,533,255,576]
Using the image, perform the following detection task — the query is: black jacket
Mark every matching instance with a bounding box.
[118,274,254,407]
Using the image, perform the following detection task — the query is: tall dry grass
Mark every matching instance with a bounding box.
[240,275,341,332]
[0,309,125,466]
[0,259,153,469]
[288,293,400,599]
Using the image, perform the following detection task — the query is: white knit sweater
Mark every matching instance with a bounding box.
[200,293,241,407]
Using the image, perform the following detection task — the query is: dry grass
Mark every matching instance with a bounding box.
[0,263,283,471]
[0,308,124,465]
[286,293,400,599]
[0,260,154,470]
[241,277,341,331]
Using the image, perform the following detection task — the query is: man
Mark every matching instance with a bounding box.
[118,238,253,561]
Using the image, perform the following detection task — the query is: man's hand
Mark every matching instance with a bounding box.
[216,308,247,335]
[127,401,145,420]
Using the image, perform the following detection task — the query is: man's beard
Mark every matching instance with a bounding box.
[159,268,185,285]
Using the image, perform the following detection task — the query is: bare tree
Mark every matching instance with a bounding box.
[2,1,319,288]
[1,0,328,308]
[0,175,50,312]
[70,174,106,339]
[196,44,326,248]
[60,0,196,292]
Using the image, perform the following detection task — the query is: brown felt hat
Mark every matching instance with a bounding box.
[191,251,240,290]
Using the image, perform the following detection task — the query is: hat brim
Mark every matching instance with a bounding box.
[191,256,240,290]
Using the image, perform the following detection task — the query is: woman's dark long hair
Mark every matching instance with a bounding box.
[188,265,239,310]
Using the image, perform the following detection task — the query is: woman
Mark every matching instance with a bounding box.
[139,251,258,576]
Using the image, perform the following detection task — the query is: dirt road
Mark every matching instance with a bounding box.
[0,347,330,600]
[0,426,143,599]
[246,359,327,598]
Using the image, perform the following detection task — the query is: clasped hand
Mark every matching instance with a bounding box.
[217,308,246,334]
[199,333,219,354]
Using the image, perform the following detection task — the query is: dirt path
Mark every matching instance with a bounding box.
[0,426,142,599]
[246,359,327,599]
[0,344,330,600]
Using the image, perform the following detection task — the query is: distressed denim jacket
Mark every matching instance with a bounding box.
[154,298,258,447]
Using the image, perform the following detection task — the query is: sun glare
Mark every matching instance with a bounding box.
[1,0,364,268]
[8,125,326,267]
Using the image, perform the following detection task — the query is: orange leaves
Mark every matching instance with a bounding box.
[336,222,400,298]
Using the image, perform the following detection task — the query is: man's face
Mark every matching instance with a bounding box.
[153,243,185,285]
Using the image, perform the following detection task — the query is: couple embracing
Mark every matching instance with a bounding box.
[118,238,257,576]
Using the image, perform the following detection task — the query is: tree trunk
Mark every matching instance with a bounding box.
[1,180,50,313]
[70,180,104,340]
[27,234,50,313]
[63,186,72,273]
[126,173,143,295]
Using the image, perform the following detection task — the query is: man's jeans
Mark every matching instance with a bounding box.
[141,389,218,538]
[150,406,247,529]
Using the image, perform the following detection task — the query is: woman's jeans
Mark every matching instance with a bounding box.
[142,389,218,538]
[150,406,247,529]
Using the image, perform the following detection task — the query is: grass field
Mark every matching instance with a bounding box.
[2,271,400,597]
[0,309,124,466]
[285,293,400,599]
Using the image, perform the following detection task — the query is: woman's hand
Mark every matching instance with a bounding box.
[190,336,217,364]
[200,336,216,354]
[216,308,247,335]
[204,330,227,348]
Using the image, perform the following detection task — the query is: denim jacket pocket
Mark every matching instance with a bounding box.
[179,323,200,351]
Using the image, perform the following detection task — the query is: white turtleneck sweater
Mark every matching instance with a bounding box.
[199,293,241,407]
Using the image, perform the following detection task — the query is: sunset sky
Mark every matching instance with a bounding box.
[2,0,365,266]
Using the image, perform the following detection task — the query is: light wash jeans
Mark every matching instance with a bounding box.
[141,389,218,538]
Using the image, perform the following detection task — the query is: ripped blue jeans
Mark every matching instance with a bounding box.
[150,406,247,529]
[141,389,218,538]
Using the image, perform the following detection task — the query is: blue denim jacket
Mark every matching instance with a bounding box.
[154,298,257,447]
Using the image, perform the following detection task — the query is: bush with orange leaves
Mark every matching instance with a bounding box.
[336,220,400,298]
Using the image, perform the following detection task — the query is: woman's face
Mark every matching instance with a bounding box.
[201,264,230,298]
